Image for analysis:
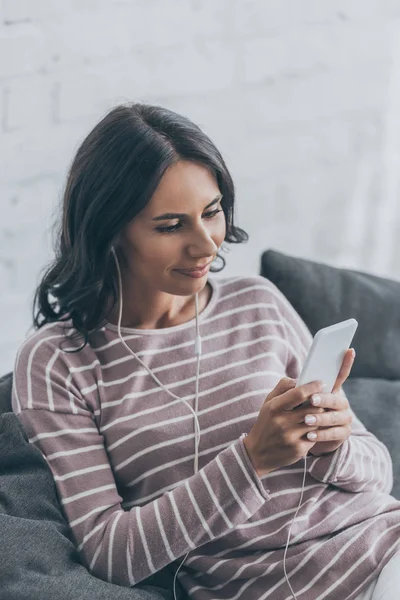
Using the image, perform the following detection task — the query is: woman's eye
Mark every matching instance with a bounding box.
[156,209,222,233]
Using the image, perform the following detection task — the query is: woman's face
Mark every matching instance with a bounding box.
[117,160,226,296]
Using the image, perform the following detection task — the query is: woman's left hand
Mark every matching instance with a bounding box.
[307,348,355,457]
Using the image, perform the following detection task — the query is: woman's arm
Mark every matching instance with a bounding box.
[12,337,270,587]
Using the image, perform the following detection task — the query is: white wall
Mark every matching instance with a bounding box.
[1,0,400,373]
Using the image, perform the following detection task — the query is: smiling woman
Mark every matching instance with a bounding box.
[12,102,400,600]
[105,160,227,330]
[32,103,248,347]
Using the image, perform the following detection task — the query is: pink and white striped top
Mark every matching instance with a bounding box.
[12,275,400,599]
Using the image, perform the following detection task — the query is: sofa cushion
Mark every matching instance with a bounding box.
[0,374,177,600]
[260,249,400,381]
[342,378,400,499]
[0,371,12,415]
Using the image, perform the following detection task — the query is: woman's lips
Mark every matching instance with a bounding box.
[174,264,210,278]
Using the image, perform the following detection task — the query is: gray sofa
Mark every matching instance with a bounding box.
[1,249,399,599]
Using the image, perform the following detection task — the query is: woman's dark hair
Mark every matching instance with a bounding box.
[33,103,249,351]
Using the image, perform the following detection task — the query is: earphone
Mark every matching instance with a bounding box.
[110,246,305,600]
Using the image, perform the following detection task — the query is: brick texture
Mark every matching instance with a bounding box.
[1,0,400,373]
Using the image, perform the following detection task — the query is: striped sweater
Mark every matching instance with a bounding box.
[11,275,400,600]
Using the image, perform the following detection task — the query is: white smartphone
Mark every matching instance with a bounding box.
[296,318,358,402]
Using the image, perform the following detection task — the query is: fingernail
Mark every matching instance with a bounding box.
[307,432,317,440]
[351,348,356,358]
[305,415,317,425]
[311,395,321,406]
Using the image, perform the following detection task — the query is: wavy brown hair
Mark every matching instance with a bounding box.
[33,103,249,351]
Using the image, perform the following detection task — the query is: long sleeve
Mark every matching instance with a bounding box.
[306,391,394,494]
[12,337,270,588]
[270,280,393,495]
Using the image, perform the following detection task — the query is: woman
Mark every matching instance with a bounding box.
[11,103,400,599]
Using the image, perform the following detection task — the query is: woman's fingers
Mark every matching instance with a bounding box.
[308,391,349,411]
[332,348,355,393]
[274,380,326,412]
[303,406,352,428]
[304,424,352,443]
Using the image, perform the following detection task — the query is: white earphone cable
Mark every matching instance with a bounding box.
[282,455,308,600]
[112,249,200,599]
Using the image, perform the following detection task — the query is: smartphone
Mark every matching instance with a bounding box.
[295,318,358,404]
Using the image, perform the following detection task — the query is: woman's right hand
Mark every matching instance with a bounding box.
[243,377,326,477]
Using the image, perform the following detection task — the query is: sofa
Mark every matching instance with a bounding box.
[1,249,399,599]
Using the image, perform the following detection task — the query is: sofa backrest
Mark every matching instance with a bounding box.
[0,372,12,414]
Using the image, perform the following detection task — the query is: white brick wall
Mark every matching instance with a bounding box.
[1,0,400,373]
[0,23,46,77]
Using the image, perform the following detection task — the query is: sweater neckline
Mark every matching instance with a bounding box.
[103,276,219,336]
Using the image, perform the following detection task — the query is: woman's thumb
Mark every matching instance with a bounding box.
[264,377,297,403]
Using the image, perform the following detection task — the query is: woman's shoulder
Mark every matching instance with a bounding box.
[15,319,86,362]
[13,319,100,391]
[212,274,286,306]
[12,320,99,415]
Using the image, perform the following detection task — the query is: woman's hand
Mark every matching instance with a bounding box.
[243,349,356,475]
[306,348,355,457]
[243,379,328,477]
